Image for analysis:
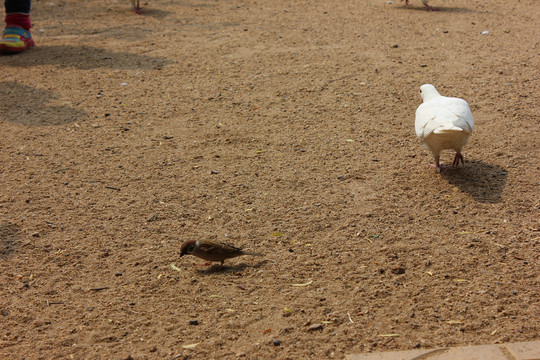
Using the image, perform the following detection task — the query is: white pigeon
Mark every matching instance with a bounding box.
[415,84,474,172]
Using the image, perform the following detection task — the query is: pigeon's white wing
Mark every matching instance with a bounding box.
[415,97,474,139]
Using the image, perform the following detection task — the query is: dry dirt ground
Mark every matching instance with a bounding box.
[1,0,539,359]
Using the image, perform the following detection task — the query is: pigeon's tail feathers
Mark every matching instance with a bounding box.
[433,125,466,134]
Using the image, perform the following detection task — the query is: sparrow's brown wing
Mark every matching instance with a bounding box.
[199,241,244,258]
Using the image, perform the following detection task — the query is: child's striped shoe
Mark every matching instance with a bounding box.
[0,27,35,54]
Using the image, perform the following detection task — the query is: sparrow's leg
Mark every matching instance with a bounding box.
[401,0,410,5]
[452,152,464,167]
[220,260,225,267]
[134,0,141,14]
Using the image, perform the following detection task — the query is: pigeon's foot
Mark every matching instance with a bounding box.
[429,163,443,173]
[452,153,464,167]
[134,0,141,14]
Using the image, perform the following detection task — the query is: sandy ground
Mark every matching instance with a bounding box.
[0,0,539,359]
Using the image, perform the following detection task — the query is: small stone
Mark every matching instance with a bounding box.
[391,44,398,48]
[391,267,406,275]
[1,309,8,316]
[115,272,123,277]
[189,320,199,325]
[308,323,323,332]
[273,340,281,346]
[481,30,489,35]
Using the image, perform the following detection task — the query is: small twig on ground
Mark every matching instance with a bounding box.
[89,287,109,292]
[54,167,72,173]
[46,300,65,306]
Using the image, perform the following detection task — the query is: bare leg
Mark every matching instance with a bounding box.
[132,0,141,14]
[452,152,464,167]
[422,0,439,11]
[429,154,442,172]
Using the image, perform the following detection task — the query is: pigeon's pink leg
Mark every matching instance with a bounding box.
[452,152,464,167]
[401,0,410,5]
[428,155,443,172]
[423,3,439,11]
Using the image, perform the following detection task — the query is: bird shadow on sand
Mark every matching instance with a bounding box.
[195,260,268,274]
[0,223,21,260]
[395,5,477,13]
[137,8,172,19]
[441,160,507,204]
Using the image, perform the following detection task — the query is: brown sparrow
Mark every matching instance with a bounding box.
[180,239,263,266]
